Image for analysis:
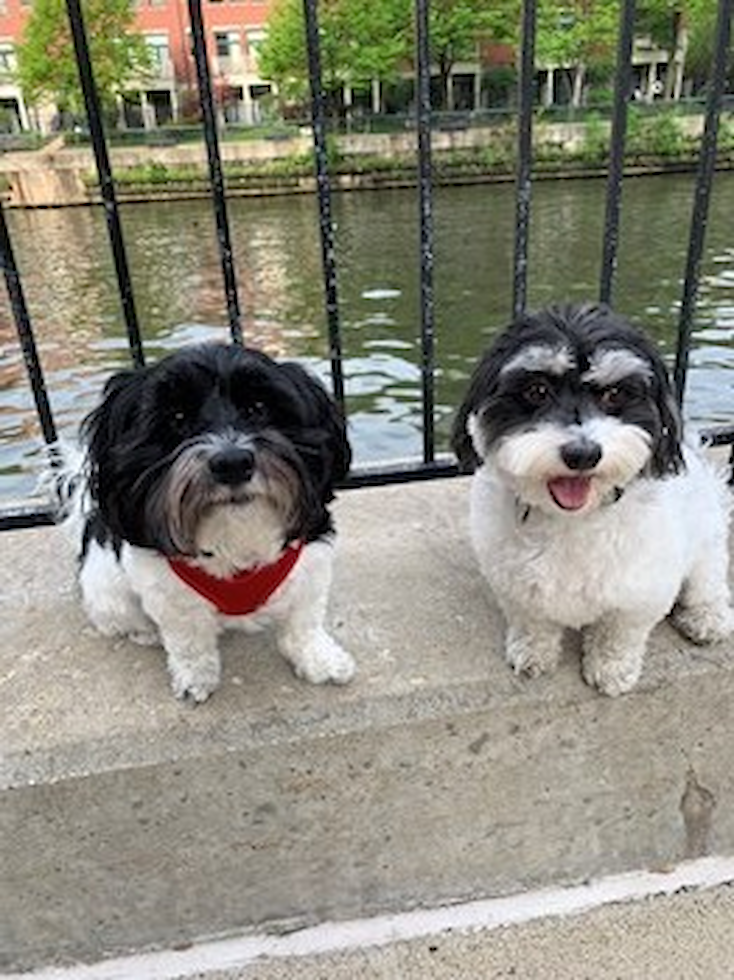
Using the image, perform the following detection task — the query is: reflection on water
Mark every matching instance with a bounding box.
[1,173,733,499]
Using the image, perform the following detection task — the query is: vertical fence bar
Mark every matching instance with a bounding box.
[303,0,345,408]
[513,0,537,319]
[415,0,435,464]
[599,0,636,306]
[65,0,144,368]
[188,0,243,344]
[0,202,57,448]
[673,0,732,406]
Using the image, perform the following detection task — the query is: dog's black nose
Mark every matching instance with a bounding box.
[209,447,255,485]
[560,440,602,471]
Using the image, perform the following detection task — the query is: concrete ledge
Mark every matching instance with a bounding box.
[2,478,734,971]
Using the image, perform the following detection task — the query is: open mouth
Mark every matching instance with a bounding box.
[547,475,593,511]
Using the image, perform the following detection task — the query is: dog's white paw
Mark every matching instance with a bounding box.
[582,650,642,698]
[670,602,734,646]
[287,634,356,686]
[505,626,560,678]
[168,657,221,703]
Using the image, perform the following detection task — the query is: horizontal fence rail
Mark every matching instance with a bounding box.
[1,0,734,532]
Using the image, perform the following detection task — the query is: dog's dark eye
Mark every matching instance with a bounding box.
[599,386,626,411]
[168,406,189,430]
[242,400,266,419]
[523,379,552,408]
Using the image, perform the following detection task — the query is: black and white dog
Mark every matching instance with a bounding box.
[54,343,355,702]
[452,303,732,696]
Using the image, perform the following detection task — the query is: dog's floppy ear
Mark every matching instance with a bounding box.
[83,368,148,462]
[650,362,685,478]
[81,366,151,532]
[451,375,482,473]
[451,317,529,471]
[625,328,684,478]
[451,347,505,473]
[277,361,352,497]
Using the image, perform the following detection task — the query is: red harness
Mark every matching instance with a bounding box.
[168,542,304,616]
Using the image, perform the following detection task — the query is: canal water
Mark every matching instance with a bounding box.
[1,172,733,499]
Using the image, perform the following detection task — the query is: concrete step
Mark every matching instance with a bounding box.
[6,860,734,979]
[2,478,734,972]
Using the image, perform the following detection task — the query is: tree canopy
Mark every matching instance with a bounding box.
[637,0,728,95]
[258,0,410,102]
[15,0,152,116]
[536,1,726,105]
[257,0,727,111]
[258,0,500,109]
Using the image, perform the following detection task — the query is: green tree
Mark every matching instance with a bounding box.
[258,0,410,105]
[256,0,309,102]
[536,1,620,108]
[425,0,500,109]
[258,0,508,111]
[637,0,723,99]
[15,0,152,118]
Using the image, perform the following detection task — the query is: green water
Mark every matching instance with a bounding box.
[1,172,733,498]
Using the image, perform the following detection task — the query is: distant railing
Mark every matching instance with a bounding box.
[1,0,733,532]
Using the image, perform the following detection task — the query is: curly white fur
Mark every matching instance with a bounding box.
[470,444,733,696]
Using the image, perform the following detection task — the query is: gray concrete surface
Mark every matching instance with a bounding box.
[191,883,734,979]
[2,478,734,972]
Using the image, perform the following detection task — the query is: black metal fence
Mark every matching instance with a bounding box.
[1,0,734,533]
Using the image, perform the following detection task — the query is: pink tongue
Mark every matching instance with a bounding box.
[548,476,592,511]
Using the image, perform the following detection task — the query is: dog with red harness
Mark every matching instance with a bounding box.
[53,342,355,702]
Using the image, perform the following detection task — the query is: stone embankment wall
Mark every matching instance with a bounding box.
[0,116,709,208]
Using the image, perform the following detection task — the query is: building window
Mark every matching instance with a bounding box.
[214,32,231,59]
[147,90,173,126]
[0,45,15,74]
[0,96,21,132]
[249,83,271,100]
[146,34,170,72]
[214,31,241,62]
[246,30,265,59]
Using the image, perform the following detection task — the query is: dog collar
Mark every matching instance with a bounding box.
[168,541,304,616]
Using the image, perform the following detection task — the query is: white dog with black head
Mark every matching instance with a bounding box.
[53,342,355,702]
[451,303,732,697]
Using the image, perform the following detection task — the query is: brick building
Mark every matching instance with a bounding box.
[0,0,675,134]
[0,0,273,132]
